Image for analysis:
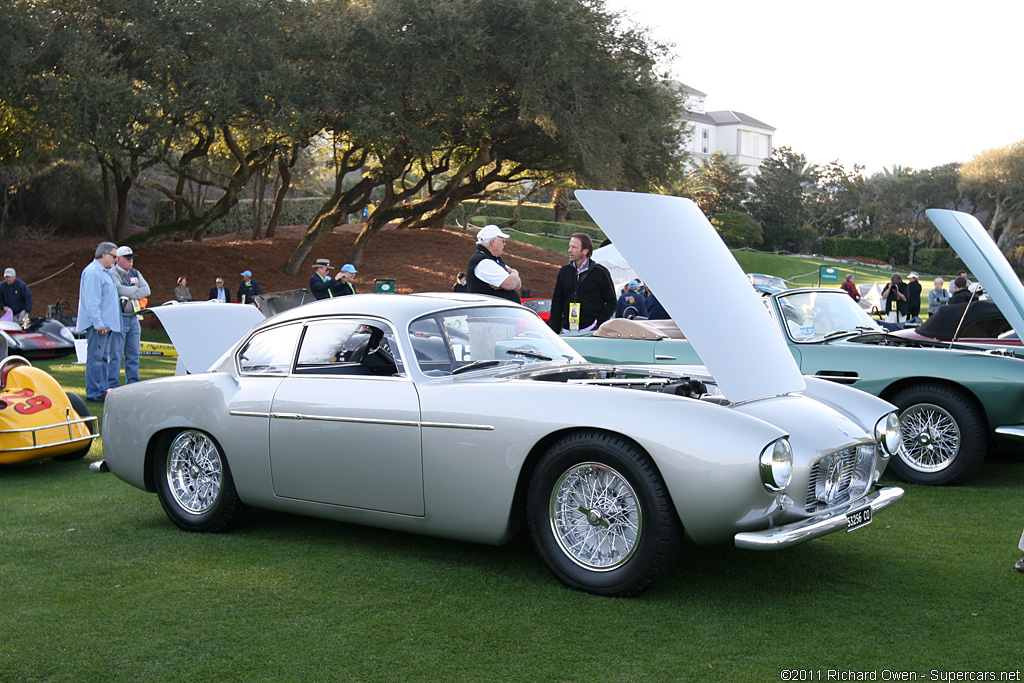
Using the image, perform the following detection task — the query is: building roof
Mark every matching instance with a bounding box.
[707,110,775,131]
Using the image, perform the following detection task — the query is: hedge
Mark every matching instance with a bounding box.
[449,199,596,225]
[821,236,888,262]
[154,197,339,235]
[469,215,605,242]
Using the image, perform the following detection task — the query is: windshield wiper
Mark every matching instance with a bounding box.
[820,329,857,341]
[505,347,553,361]
[451,360,502,375]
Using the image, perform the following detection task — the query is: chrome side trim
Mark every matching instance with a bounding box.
[995,426,1024,440]
[654,355,676,360]
[229,410,492,431]
[421,422,494,431]
[734,486,904,550]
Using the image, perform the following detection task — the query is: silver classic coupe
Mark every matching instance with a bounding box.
[93,191,903,596]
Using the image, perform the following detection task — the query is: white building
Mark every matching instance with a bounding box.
[675,82,775,174]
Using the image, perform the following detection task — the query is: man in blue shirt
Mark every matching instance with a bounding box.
[76,243,121,401]
[0,268,33,321]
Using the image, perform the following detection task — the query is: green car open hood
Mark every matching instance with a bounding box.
[576,190,806,403]
[926,209,1024,342]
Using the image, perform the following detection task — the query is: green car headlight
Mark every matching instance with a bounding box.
[759,437,794,492]
[874,411,901,458]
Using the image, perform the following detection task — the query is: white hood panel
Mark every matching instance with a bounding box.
[576,191,806,402]
[926,209,1024,341]
[149,302,264,374]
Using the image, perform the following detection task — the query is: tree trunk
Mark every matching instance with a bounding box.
[265,163,291,238]
[251,166,266,240]
[553,186,570,222]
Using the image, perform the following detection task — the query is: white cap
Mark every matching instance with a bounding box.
[3,268,14,277]
[477,225,510,244]
[115,246,134,257]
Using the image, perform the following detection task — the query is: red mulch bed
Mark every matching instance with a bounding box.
[6,224,567,312]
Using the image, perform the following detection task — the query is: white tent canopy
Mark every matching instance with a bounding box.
[592,244,639,293]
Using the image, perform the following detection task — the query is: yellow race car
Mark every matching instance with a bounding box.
[0,355,98,465]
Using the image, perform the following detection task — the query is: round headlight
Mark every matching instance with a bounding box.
[759,438,794,492]
[874,411,901,458]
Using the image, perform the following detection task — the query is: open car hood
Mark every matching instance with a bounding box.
[576,190,805,403]
[926,209,1024,342]
[148,303,264,374]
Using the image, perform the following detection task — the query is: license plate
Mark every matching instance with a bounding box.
[846,506,872,532]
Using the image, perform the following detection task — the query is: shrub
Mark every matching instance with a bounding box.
[913,248,965,274]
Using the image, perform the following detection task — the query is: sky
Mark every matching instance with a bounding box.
[603,0,1024,175]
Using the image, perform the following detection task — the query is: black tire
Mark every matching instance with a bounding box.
[526,431,682,597]
[153,429,248,532]
[888,383,987,486]
[51,393,95,461]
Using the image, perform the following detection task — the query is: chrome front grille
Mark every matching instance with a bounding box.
[804,445,876,513]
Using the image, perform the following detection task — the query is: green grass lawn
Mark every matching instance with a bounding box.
[2,358,1022,682]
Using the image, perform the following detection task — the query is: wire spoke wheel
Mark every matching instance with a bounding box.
[550,462,641,571]
[166,431,223,514]
[899,402,960,473]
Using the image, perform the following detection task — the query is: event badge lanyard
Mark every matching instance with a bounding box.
[568,265,592,332]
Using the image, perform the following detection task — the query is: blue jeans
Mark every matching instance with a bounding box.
[107,315,141,388]
[85,327,114,400]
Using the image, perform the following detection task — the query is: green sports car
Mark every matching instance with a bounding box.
[567,203,1024,487]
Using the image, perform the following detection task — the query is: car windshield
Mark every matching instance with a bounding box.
[408,305,583,376]
[775,291,883,342]
[749,274,786,290]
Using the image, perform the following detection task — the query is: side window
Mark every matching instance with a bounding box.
[295,319,403,376]
[237,324,301,375]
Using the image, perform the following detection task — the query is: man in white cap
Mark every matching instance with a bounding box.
[107,246,150,389]
[76,242,121,401]
[466,225,521,303]
[0,268,33,321]
[336,264,358,296]
[906,272,922,319]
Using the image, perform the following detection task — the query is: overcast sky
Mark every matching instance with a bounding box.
[604,0,1024,174]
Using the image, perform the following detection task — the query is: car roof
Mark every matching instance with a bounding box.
[255,292,521,330]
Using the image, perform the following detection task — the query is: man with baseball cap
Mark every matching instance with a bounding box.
[237,270,262,304]
[615,279,648,320]
[466,225,521,303]
[107,246,150,389]
[0,267,33,322]
[336,264,358,296]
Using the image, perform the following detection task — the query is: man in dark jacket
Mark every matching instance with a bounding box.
[466,225,521,303]
[548,232,616,333]
[309,258,346,300]
[237,270,262,305]
[0,268,32,321]
[906,272,922,318]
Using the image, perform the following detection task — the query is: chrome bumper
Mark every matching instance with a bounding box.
[734,486,904,550]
